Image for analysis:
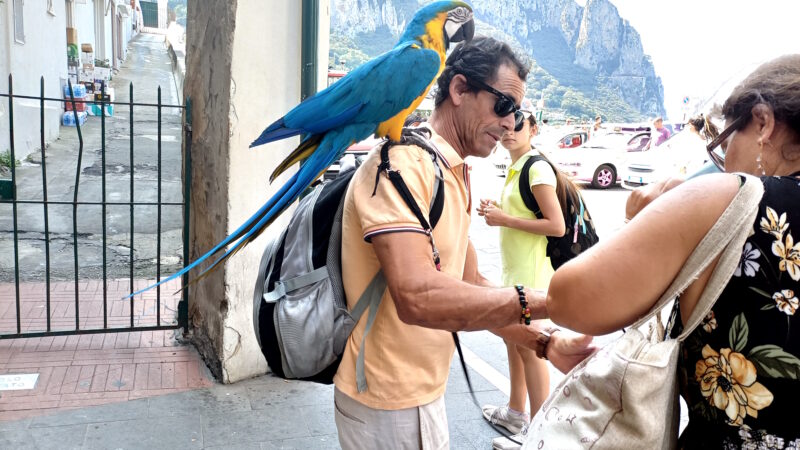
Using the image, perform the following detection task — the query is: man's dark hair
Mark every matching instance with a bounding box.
[434,36,529,108]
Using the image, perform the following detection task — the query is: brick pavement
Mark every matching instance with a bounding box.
[0,278,214,421]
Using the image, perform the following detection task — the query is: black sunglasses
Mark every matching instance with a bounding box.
[464,77,525,131]
[705,115,746,171]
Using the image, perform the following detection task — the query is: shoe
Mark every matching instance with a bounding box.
[491,424,528,450]
[482,404,529,435]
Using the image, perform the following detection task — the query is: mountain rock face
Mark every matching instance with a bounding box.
[329,0,665,119]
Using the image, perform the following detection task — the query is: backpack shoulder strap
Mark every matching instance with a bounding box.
[372,127,445,229]
[518,154,546,219]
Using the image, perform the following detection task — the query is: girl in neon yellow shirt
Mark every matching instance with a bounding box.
[478,113,582,446]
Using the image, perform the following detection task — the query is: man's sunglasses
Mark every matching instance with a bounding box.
[464,77,525,131]
[705,115,746,171]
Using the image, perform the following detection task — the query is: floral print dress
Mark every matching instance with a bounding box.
[676,174,800,449]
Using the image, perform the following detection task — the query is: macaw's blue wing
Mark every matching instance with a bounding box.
[250,42,441,150]
[266,44,441,184]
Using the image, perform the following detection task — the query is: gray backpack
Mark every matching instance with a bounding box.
[253,128,445,387]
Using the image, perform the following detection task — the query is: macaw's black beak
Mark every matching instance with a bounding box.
[450,19,474,45]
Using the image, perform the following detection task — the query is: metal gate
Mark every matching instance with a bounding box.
[0,75,191,339]
[140,1,159,29]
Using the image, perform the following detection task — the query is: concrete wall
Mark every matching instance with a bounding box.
[0,0,67,161]
[0,1,9,156]
[184,0,238,381]
[104,2,113,67]
[184,0,330,383]
[75,0,97,56]
[158,0,168,29]
[94,0,107,63]
[317,1,331,94]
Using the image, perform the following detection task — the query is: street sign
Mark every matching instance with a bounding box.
[0,373,39,391]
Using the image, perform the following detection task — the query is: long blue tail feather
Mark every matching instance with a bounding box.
[127,123,372,300]
[250,121,303,148]
[192,168,318,280]
[191,136,350,281]
[124,171,301,298]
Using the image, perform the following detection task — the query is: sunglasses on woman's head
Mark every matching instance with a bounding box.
[464,77,525,132]
[705,115,746,171]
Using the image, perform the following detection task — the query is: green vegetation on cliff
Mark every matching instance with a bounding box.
[328,32,644,123]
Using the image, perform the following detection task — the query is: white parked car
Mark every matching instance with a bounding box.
[551,132,650,189]
[622,129,709,189]
[491,130,589,177]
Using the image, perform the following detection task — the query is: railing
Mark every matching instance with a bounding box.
[0,75,191,338]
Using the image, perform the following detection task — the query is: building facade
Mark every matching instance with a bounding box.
[0,0,139,161]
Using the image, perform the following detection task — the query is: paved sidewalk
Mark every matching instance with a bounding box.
[0,345,509,449]
[0,278,214,422]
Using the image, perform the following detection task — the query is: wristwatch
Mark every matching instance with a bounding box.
[535,326,560,360]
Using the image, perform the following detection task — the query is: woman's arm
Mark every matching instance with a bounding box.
[478,162,566,237]
[501,184,566,237]
[547,173,741,335]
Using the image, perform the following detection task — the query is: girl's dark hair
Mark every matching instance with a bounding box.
[434,36,529,107]
[687,114,719,141]
[722,54,800,158]
[534,151,583,221]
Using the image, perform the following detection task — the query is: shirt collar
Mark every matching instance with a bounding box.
[418,123,465,170]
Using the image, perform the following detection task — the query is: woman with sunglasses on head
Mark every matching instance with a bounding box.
[477,112,583,449]
[540,55,800,448]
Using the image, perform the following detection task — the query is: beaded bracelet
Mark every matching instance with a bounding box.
[514,284,531,325]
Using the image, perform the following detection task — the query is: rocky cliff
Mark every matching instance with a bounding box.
[329,0,665,120]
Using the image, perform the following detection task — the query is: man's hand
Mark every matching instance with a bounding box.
[477,198,508,227]
[546,331,596,374]
[625,177,684,221]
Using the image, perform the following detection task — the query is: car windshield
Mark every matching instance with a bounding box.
[583,133,631,149]
[626,133,651,152]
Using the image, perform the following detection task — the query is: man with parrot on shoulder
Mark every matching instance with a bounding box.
[128,3,594,446]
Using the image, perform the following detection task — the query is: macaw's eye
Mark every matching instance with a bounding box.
[445,9,474,45]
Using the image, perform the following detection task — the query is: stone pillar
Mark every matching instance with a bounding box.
[184,0,330,383]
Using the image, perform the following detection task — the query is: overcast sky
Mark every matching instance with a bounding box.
[577,0,800,120]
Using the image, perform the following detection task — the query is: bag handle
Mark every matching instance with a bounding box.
[630,174,764,335]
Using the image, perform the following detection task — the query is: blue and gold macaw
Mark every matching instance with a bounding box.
[128,1,475,297]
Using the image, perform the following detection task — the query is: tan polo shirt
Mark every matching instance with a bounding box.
[333,125,472,410]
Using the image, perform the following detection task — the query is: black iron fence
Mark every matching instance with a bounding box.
[0,75,191,338]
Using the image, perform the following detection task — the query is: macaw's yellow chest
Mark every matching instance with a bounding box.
[376,14,448,141]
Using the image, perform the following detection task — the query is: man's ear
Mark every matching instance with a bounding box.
[751,103,776,143]
[449,74,470,107]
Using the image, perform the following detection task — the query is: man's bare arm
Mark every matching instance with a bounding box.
[371,232,546,331]
[462,240,494,288]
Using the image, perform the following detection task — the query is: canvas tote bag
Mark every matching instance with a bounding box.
[524,174,764,449]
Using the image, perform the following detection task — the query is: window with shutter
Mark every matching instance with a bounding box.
[13,0,24,44]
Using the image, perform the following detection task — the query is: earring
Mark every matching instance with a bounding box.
[756,153,766,175]
[756,148,767,176]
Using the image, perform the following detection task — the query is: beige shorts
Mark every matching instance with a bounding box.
[334,387,449,450]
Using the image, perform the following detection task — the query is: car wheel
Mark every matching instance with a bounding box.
[592,164,616,189]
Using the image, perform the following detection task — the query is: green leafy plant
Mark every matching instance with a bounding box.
[0,150,20,170]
